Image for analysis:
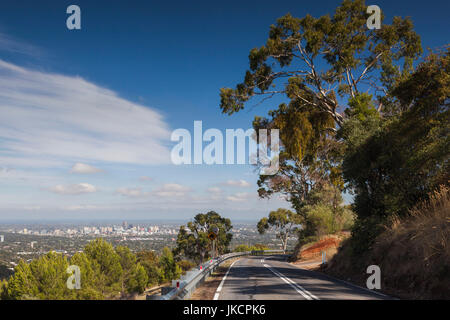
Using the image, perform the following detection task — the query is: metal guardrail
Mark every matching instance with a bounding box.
[148,249,288,300]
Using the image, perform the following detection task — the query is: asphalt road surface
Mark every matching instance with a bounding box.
[213,255,390,300]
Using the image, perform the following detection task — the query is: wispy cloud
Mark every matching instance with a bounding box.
[0,32,43,57]
[116,187,148,198]
[116,183,191,199]
[49,183,97,195]
[226,192,253,202]
[63,205,98,211]
[70,163,103,174]
[207,187,222,193]
[0,60,171,168]
[154,183,191,197]
[222,179,251,188]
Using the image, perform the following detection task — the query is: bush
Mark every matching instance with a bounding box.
[136,250,163,286]
[3,239,155,300]
[159,247,181,283]
[298,185,355,241]
[177,260,196,273]
[234,244,269,252]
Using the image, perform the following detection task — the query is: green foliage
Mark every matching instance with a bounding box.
[252,243,271,251]
[305,204,338,236]
[296,185,355,243]
[69,251,103,299]
[233,244,251,252]
[175,211,233,263]
[220,0,421,121]
[116,246,148,295]
[345,93,379,121]
[176,260,196,273]
[234,244,270,252]
[125,264,148,294]
[159,247,181,283]
[4,259,38,299]
[83,238,123,297]
[218,0,447,291]
[4,252,75,300]
[136,250,164,286]
[303,203,354,236]
[219,1,422,226]
[29,252,71,300]
[0,279,7,299]
[2,239,173,300]
[339,48,450,253]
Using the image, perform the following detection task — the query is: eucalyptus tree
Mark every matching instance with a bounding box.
[257,208,302,252]
[175,211,233,263]
[220,0,422,217]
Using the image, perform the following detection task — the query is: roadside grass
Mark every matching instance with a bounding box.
[323,185,450,299]
[189,258,239,300]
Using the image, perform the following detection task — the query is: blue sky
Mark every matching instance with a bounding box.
[0,0,448,221]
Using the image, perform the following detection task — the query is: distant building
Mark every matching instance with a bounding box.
[0,235,4,242]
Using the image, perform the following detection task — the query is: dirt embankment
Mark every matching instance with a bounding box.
[290,233,349,263]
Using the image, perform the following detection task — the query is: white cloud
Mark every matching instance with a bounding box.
[70,163,103,174]
[226,192,252,202]
[117,184,191,198]
[0,167,59,185]
[0,60,171,168]
[0,33,43,56]
[222,179,251,188]
[63,205,97,211]
[207,187,222,193]
[49,183,97,195]
[116,187,148,198]
[154,183,191,197]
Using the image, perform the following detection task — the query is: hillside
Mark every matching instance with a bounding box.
[322,186,450,299]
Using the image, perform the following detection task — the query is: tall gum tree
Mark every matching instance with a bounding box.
[219,0,422,212]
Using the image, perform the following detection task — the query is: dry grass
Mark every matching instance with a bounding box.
[324,185,450,299]
[190,258,240,300]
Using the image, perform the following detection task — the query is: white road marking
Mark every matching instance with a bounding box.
[213,259,239,300]
[264,264,319,300]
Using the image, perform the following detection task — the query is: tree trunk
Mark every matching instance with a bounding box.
[283,235,288,253]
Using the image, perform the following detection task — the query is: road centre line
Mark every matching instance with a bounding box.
[263,263,319,300]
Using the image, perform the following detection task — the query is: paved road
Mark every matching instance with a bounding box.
[214,255,389,300]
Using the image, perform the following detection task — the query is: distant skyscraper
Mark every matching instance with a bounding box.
[0,235,4,242]
[122,221,128,230]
